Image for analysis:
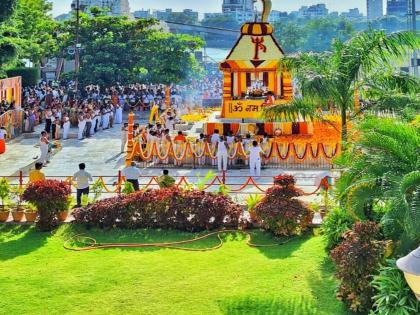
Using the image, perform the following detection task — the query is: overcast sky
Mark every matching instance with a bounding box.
[51,0,372,16]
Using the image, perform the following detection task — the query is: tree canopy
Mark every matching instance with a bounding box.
[58,10,204,87]
[264,30,420,141]
[0,0,57,77]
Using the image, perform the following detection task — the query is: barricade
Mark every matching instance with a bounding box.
[1,171,333,197]
[127,141,339,169]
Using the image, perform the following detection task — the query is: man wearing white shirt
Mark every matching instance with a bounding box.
[73,163,93,207]
[249,141,264,177]
[122,162,141,191]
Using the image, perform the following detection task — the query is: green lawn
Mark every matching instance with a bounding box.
[0,225,348,315]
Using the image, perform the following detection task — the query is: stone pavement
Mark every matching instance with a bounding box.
[0,111,333,204]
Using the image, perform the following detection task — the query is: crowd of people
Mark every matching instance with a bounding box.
[124,122,269,177]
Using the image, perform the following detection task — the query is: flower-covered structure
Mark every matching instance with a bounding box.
[220,0,292,119]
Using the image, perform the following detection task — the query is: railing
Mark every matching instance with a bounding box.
[0,109,24,139]
[128,141,339,169]
[1,171,333,197]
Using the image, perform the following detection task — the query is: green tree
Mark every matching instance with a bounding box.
[140,32,204,85]
[363,72,420,121]
[263,30,419,142]
[59,10,203,87]
[4,0,58,64]
[273,17,354,53]
[202,15,240,30]
[274,21,306,53]
[0,0,17,74]
[304,18,354,52]
[0,0,16,23]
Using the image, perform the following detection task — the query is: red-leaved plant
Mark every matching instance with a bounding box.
[254,175,312,236]
[23,180,71,231]
[73,187,242,232]
[330,221,386,313]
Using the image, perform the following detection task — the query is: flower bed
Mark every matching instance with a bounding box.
[254,175,313,236]
[73,188,242,231]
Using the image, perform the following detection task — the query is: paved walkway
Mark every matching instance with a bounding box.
[0,112,333,203]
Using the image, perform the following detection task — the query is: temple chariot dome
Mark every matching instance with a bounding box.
[219,0,293,119]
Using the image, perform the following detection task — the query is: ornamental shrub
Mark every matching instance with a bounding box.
[371,259,420,315]
[330,221,386,313]
[73,187,242,231]
[23,180,71,231]
[321,207,355,250]
[254,175,312,236]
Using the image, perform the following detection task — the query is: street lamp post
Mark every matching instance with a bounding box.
[396,246,420,301]
[71,0,85,99]
[409,0,419,77]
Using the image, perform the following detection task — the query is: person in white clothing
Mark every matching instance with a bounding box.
[73,163,93,207]
[211,129,220,166]
[249,140,264,177]
[122,162,141,191]
[62,114,70,140]
[38,131,49,165]
[77,114,86,140]
[121,123,128,153]
[216,135,229,172]
[115,104,123,124]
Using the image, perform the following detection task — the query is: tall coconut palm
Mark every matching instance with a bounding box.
[335,117,420,250]
[264,30,419,142]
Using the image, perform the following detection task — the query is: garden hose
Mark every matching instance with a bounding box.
[63,229,293,252]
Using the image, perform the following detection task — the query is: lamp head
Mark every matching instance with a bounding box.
[397,246,420,301]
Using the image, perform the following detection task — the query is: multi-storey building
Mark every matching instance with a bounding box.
[367,0,384,20]
[387,0,409,17]
[71,0,131,17]
[222,0,255,24]
[298,4,329,18]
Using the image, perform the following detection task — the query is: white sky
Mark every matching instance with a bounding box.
[51,0,374,16]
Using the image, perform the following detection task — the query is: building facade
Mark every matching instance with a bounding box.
[72,0,131,17]
[222,0,254,13]
[155,9,199,23]
[367,0,384,20]
[222,0,255,24]
[387,0,409,17]
[298,4,329,18]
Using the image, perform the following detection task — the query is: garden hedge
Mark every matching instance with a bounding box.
[73,188,243,232]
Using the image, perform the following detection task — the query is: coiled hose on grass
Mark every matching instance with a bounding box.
[64,230,293,252]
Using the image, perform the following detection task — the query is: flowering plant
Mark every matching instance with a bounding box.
[255,174,312,236]
[23,180,71,231]
[331,222,386,313]
[74,187,242,231]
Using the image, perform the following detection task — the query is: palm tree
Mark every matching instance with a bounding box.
[264,30,419,142]
[363,71,420,120]
[335,117,420,250]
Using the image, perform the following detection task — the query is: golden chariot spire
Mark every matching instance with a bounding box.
[261,0,272,23]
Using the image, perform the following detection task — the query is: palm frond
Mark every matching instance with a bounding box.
[262,98,321,122]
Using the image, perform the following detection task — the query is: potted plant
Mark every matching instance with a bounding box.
[0,178,11,222]
[23,180,71,231]
[25,203,38,223]
[58,196,73,222]
[246,194,262,224]
[10,185,27,222]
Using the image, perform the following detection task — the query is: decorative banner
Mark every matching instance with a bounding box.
[224,99,288,119]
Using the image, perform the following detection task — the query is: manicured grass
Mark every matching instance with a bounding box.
[0,225,348,315]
